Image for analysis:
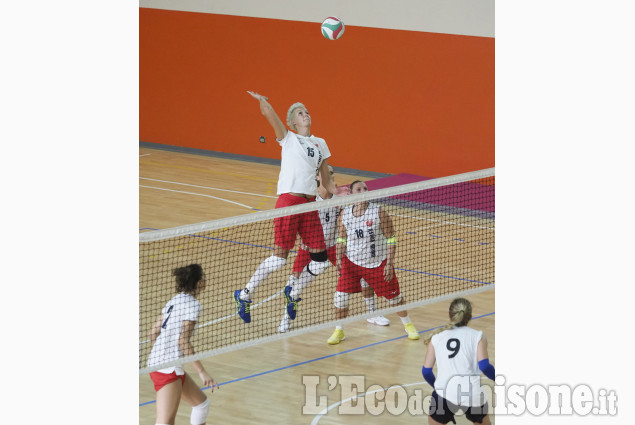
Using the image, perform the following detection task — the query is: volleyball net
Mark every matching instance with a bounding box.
[139,168,495,374]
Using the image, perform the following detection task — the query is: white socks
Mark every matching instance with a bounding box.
[399,314,412,325]
[364,296,376,312]
[241,255,287,300]
[290,261,328,299]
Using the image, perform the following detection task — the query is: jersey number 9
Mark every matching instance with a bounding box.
[447,338,460,358]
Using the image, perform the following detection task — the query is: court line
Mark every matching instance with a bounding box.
[139,312,495,407]
[311,381,428,424]
[140,177,278,199]
[141,160,278,183]
[139,154,151,157]
[139,185,255,209]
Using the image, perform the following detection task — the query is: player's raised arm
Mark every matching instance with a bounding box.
[247,91,287,141]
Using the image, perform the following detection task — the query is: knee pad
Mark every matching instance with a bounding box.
[309,250,328,262]
[387,294,403,305]
[306,251,329,276]
[190,397,210,425]
[334,291,350,309]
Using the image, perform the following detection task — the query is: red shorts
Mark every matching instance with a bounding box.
[337,256,400,299]
[292,245,337,273]
[149,371,186,392]
[274,194,326,251]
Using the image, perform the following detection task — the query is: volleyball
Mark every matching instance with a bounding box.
[321,17,345,40]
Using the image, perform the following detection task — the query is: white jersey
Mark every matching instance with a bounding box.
[342,203,386,268]
[147,293,202,374]
[277,131,331,196]
[316,193,341,248]
[431,326,485,406]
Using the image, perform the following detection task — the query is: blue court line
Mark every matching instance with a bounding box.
[139,311,495,407]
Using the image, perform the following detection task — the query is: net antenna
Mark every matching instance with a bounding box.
[139,168,494,374]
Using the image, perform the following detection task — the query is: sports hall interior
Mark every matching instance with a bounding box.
[140,1,494,424]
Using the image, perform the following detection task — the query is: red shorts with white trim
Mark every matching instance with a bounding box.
[149,371,186,392]
[292,245,337,273]
[337,256,400,299]
[274,194,326,251]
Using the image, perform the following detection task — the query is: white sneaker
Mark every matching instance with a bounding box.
[278,316,291,333]
[367,315,390,326]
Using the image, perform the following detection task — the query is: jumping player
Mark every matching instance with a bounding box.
[327,181,420,344]
[234,91,341,324]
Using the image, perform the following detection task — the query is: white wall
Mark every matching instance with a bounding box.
[139,0,495,37]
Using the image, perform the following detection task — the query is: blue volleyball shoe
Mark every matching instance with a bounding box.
[233,290,252,323]
[283,286,301,320]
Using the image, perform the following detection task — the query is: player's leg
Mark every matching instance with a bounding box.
[327,292,350,345]
[284,210,327,318]
[279,248,311,332]
[327,256,361,344]
[234,198,298,322]
[363,262,419,339]
[154,375,185,425]
[181,373,210,425]
[361,279,390,326]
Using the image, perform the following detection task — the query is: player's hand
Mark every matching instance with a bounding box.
[247,91,268,101]
[199,371,219,392]
[383,263,394,282]
[335,186,351,196]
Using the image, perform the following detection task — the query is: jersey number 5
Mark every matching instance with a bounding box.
[447,338,460,358]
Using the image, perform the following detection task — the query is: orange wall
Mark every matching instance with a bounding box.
[140,8,494,177]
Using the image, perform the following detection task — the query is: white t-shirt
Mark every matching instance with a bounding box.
[316,193,341,248]
[277,131,331,196]
[147,293,202,374]
[431,326,486,407]
[342,203,386,268]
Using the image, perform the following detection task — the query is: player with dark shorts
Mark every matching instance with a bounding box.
[422,298,495,424]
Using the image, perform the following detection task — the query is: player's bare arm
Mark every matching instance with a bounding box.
[247,91,287,140]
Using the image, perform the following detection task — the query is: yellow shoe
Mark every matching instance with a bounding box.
[404,323,420,340]
[327,329,345,345]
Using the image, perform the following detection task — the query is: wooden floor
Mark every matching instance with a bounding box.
[139,147,495,424]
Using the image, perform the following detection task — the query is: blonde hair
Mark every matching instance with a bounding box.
[423,298,473,345]
[286,102,306,131]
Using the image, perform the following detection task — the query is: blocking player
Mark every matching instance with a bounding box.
[327,181,420,344]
